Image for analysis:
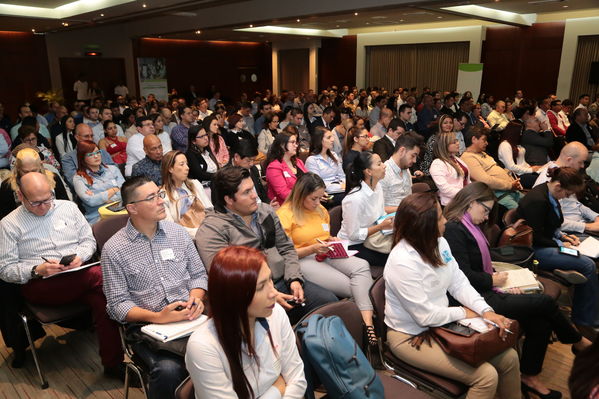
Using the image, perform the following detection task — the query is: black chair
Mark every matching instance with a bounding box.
[369,277,468,398]
[295,299,434,398]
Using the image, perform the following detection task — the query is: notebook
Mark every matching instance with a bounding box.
[375,212,395,236]
[457,317,492,333]
[574,236,599,258]
[141,315,208,343]
[43,261,101,279]
[317,240,358,259]
[498,268,540,292]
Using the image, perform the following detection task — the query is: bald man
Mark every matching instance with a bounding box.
[131,134,163,185]
[0,172,124,379]
[61,123,114,185]
[534,142,599,234]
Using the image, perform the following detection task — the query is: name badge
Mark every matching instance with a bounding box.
[322,223,330,232]
[283,171,292,178]
[110,143,117,148]
[160,248,175,261]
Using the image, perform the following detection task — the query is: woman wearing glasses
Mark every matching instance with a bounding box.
[443,182,590,399]
[186,125,219,187]
[161,150,213,238]
[73,140,125,224]
[264,132,307,204]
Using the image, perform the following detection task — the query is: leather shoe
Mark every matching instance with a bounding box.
[104,363,142,387]
[553,269,587,285]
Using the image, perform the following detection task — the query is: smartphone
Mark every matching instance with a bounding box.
[440,322,476,337]
[59,254,76,266]
[559,246,579,257]
[174,305,185,311]
[107,202,125,212]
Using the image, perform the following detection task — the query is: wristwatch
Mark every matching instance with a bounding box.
[30,265,42,279]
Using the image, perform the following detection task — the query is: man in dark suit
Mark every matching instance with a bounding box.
[373,119,405,163]
[309,106,335,134]
[439,94,455,117]
[566,108,595,149]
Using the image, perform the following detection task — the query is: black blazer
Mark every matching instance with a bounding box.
[186,148,218,183]
[516,183,562,248]
[222,129,255,149]
[566,123,593,149]
[521,129,553,166]
[249,165,269,203]
[309,116,330,135]
[372,135,394,163]
[443,221,494,293]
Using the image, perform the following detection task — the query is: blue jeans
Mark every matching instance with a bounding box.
[131,341,188,399]
[534,246,599,326]
[274,279,338,325]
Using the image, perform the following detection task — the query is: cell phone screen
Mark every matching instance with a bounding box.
[559,246,579,257]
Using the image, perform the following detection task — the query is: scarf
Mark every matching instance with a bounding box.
[461,212,494,277]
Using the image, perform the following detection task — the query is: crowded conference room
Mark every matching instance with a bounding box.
[1,0,599,398]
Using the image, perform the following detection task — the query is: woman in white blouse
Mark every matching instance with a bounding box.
[497,128,541,188]
[305,127,346,208]
[257,113,281,155]
[186,246,306,399]
[385,192,520,399]
[160,150,213,238]
[430,132,471,206]
[338,151,392,267]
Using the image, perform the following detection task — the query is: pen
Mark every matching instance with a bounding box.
[483,318,514,334]
[316,238,333,251]
[41,256,50,263]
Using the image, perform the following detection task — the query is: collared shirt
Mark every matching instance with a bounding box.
[304,152,345,192]
[171,123,190,152]
[92,122,125,144]
[228,208,261,237]
[338,181,385,245]
[101,219,208,323]
[61,148,115,186]
[73,164,125,224]
[10,122,50,141]
[125,133,146,176]
[380,158,412,208]
[131,156,162,185]
[370,122,387,139]
[0,200,96,284]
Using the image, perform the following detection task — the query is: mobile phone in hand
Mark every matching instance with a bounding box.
[59,254,76,266]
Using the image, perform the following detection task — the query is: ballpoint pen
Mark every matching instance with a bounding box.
[483,318,514,334]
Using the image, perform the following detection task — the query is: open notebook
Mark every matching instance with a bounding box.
[574,236,599,258]
[141,315,208,343]
[497,268,540,292]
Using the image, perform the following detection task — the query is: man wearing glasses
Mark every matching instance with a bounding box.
[0,172,124,379]
[125,116,156,177]
[101,176,208,399]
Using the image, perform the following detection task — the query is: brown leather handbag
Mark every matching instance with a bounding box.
[498,222,533,247]
[431,320,520,367]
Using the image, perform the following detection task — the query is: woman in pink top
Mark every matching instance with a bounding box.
[265,132,307,204]
[204,115,229,167]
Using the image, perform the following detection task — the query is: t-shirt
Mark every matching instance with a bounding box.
[277,204,330,248]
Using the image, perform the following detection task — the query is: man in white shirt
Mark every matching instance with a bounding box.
[486,101,510,131]
[535,97,551,128]
[73,75,90,102]
[514,90,524,107]
[92,107,125,144]
[83,106,101,129]
[575,94,592,121]
[125,116,155,176]
[380,132,423,213]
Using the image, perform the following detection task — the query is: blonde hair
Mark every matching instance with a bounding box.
[160,150,197,202]
[283,173,326,225]
[433,132,463,177]
[9,148,56,192]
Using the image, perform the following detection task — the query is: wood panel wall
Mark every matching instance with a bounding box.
[318,35,357,90]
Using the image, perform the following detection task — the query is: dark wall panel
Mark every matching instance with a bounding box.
[318,35,357,90]
[135,38,272,103]
[481,22,565,101]
[0,32,51,121]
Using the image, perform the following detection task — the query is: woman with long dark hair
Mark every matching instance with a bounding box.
[203,114,229,167]
[185,125,219,185]
[342,126,370,172]
[305,127,346,207]
[264,132,307,204]
[186,246,306,398]
[98,120,128,166]
[54,115,77,160]
[497,127,541,189]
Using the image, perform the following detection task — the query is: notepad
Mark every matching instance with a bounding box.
[376,212,395,236]
[498,268,540,292]
[141,315,208,343]
[458,317,492,333]
[574,236,599,258]
[43,261,101,279]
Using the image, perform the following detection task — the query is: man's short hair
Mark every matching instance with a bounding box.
[135,115,152,127]
[388,118,406,132]
[562,99,574,107]
[211,166,251,213]
[398,104,412,114]
[374,95,386,106]
[465,126,489,147]
[579,94,590,100]
[322,106,335,115]
[21,116,37,127]
[121,175,153,205]
[231,139,259,159]
[393,131,423,153]
[550,100,561,107]
[573,107,588,119]
[444,94,453,102]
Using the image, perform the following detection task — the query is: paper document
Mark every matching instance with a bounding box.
[43,261,100,279]
[321,240,357,259]
[574,236,599,258]
[498,268,540,291]
[376,212,395,236]
[458,317,492,333]
[141,315,208,343]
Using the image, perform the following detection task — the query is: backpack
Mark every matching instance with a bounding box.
[295,314,384,399]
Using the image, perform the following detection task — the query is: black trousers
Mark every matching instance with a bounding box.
[349,243,389,267]
[483,291,581,375]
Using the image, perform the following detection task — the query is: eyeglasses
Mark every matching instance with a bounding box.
[128,190,166,205]
[196,134,208,139]
[477,201,492,215]
[23,137,37,143]
[85,150,102,158]
[22,192,55,207]
[358,134,369,139]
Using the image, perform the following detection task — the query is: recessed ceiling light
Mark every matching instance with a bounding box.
[296,19,300,22]
[31,28,35,32]
[354,12,358,16]
[437,16,443,19]
[142,3,147,8]
[563,4,568,7]
[336,25,340,27]
[249,24,253,27]
[100,13,104,17]
[365,22,370,25]
[62,22,69,26]
[195,30,201,34]
[400,19,404,22]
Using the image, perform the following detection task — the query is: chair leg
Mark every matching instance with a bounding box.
[126,363,148,399]
[124,365,130,399]
[20,314,48,389]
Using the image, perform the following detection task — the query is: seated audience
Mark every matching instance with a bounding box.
[101,176,208,399]
[12,125,59,172]
[92,107,125,144]
[521,118,554,166]
[170,106,195,152]
[547,100,568,137]
[150,113,172,153]
[384,192,520,399]
[186,246,307,398]
[230,139,270,204]
[587,144,599,185]
[257,112,280,155]
[370,107,393,139]
[265,132,307,204]
[472,103,491,129]
[161,150,213,237]
[373,118,405,163]
[10,105,51,142]
[0,130,8,169]
[460,127,522,209]
[380,132,423,212]
[331,117,353,156]
[204,115,229,167]
[487,100,510,131]
[305,127,346,207]
[569,336,599,399]
[54,115,77,161]
[444,182,590,399]
[0,172,124,380]
[0,147,70,219]
[430,132,471,206]
[421,114,454,175]
[338,151,391,266]
[185,124,218,187]
[277,173,375,339]
[567,108,595,149]
[125,116,155,176]
[517,167,599,333]
[131,134,163,186]
[223,113,255,149]
[196,166,337,324]
[342,126,370,172]
[98,120,128,166]
[309,106,335,134]
[497,126,541,189]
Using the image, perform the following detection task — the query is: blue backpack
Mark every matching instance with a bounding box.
[295,314,384,399]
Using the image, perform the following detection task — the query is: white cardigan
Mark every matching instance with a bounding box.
[162,179,213,238]
[497,141,533,176]
[430,158,471,206]
[186,304,307,399]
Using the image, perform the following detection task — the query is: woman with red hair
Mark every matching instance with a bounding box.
[72,140,124,224]
[186,246,306,398]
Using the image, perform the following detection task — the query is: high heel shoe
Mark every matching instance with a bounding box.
[521,382,562,399]
[366,325,378,346]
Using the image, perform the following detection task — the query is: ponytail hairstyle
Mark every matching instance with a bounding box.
[547,167,584,193]
[344,126,363,154]
[345,151,373,195]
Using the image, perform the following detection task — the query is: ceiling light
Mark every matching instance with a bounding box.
[437,16,443,19]
[100,13,104,16]
[296,19,300,22]
[400,19,404,22]
[249,24,253,27]
[195,30,201,34]
[31,28,35,32]
[354,12,358,16]
[142,3,147,8]
[336,25,340,27]
[563,4,568,7]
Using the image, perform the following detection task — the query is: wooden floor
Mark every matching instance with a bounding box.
[0,323,578,399]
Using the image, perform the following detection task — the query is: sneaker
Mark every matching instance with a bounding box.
[553,269,588,285]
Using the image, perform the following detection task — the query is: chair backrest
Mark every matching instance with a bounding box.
[92,214,129,253]
[412,182,430,193]
[175,376,194,399]
[502,208,518,227]
[328,205,343,237]
[369,276,387,341]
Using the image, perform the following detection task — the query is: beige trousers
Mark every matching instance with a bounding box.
[388,329,521,399]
